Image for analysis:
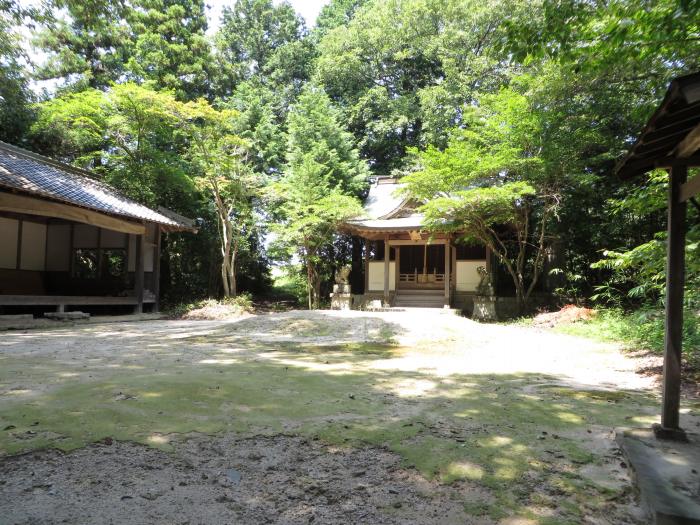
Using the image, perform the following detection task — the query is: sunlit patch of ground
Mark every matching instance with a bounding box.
[1,309,696,524]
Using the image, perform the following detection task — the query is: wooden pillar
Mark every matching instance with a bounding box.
[364,239,370,294]
[444,241,451,308]
[351,235,363,294]
[657,165,687,439]
[383,237,390,306]
[134,230,145,314]
[153,226,162,313]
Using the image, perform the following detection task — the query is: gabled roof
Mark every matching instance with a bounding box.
[343,177,425,235]
[363,177,411,219]
[0,141,196,231]
[616,72,700,179]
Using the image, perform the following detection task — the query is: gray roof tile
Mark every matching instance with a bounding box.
[0,142,194,231]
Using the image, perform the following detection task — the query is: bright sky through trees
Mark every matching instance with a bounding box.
[205,0,329,34]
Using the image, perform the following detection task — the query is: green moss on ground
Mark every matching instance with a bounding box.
[0,339,661,523]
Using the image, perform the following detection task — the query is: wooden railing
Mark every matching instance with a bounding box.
[399,271,445,284]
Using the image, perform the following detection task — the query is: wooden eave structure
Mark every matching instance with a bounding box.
[615,71,700,440]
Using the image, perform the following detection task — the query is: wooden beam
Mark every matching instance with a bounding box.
[0,191,146,235]
[659,165,687,435]
[0,295,153,306]
[383,236,390,305]
[618,153,700,179]
[387,238,447,246]
[364,239,369,294]
[134,231,145,314]
[676,123,700,158]
[680,173,700,202]
[644,114,700,143]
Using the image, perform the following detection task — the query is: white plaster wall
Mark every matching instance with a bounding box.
[455,260,486,292]
[368,261,395,291]
[0,217,19,269]
[20,221,47,271]
[46,224,71,271]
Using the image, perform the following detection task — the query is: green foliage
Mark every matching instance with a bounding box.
[0,1,35,143]
[226,79,285,176]
[213,0,306,97]
[314,0,369,39]
[590,171,700,307]
[556,308,700,365]
[404,83,561,308]
[33,0,132,89]
[270,85,366,308]
[127,0,212,100]
[7,0,700,311]
[175,97,262,297]
[500,0,700,73]
[315,0,524,171]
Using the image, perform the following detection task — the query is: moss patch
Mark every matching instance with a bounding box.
[0,325,658,523]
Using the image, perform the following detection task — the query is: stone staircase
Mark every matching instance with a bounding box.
[392,289,445,308]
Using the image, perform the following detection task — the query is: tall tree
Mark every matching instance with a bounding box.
[127,0,212,100]
[176,100,261,297]
[314,0,369,39]
[404,82,564,310]
[0,0,35,143]
[315,0,524,172]
[270,86,367,308]
[213,0,305,98]
[33,0,131,90]
[226,79,285,177]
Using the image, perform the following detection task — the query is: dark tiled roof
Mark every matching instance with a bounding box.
[0,141,194,231]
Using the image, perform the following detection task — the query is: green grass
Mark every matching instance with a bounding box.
[552,308,700,361]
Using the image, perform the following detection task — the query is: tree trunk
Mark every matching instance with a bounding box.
[229,243,238,298]
[306,257,314,310]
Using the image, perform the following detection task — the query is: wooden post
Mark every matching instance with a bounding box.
[383,237,390,306]
[134,230,145,314]
[444,241,451,308]
[656,165,687,440]
[153,226,161,313]
[364,239,370,294]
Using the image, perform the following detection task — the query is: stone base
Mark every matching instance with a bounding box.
[329,293,352,310]
[652,423,689,442]
[472,295,497,322]
[44,311,90,320]
[617,428,700,524]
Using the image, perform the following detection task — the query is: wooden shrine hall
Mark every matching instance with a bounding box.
[341,177,491,310]
[0,141,196,314]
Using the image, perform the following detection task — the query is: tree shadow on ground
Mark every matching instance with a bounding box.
[0,311,660,523]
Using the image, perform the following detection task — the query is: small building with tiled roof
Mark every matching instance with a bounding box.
[341,177,491,310]
[0,141,196,313]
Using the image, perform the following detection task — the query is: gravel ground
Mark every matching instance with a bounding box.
[1,308,694,525]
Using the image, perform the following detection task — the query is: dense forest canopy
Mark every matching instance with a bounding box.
[0,0,698,319]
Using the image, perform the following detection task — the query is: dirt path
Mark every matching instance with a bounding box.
[1,309,696,524]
